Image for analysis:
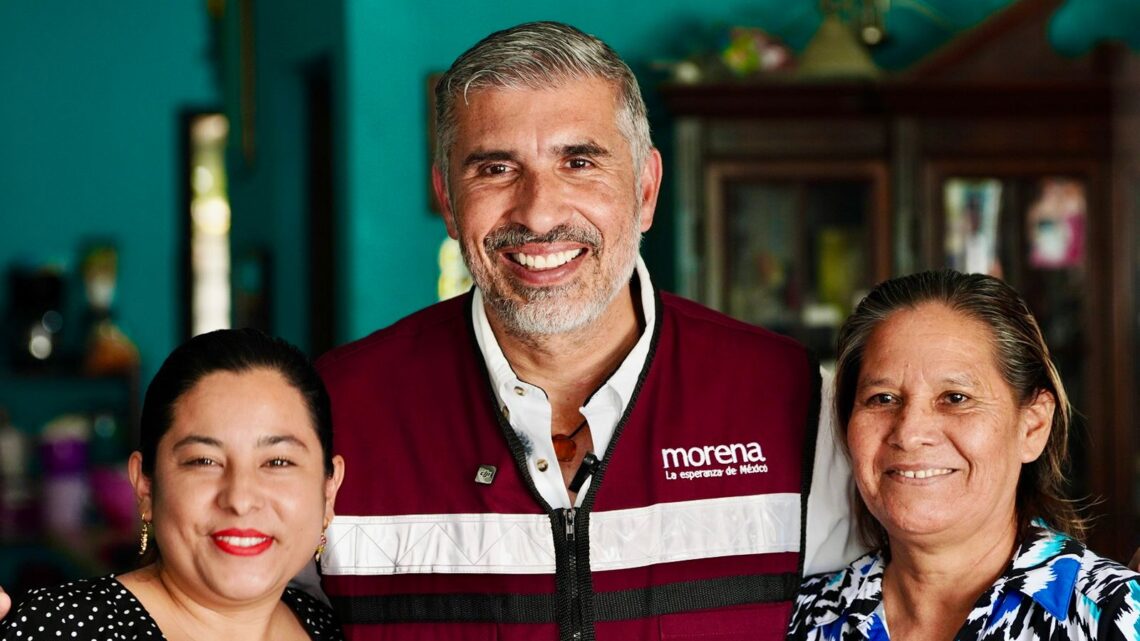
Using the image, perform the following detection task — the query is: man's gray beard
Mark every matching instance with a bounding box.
[460,214,647,337]
[484,251,636,337]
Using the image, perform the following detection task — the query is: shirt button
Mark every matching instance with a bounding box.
[536,459,549,472]
[513,386,526,396]
[501,405,510,420]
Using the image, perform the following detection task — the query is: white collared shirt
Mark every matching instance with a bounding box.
[471,256,863,575]
[473,257,656,510]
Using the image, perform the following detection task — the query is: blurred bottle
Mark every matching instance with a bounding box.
[39,414,90,535]
[80,243,139,376]
[0,409,36,539]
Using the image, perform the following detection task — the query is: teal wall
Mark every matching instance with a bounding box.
[0,2,218,406]
[225,0,344,353]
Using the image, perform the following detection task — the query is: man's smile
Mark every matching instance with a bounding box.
[508,248,586,271]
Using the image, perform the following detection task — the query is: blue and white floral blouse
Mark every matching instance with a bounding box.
[789,522,1140,640]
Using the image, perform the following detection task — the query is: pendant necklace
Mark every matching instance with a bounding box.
[553,419,589,463]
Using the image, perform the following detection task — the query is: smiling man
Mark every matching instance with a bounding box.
[314,21,860,641]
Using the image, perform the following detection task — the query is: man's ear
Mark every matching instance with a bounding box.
[1019,389,1055,463]
[128,451,153,521]
[432,165,459,239]
[637,148,663,233]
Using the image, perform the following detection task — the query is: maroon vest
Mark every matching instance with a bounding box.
[318,290,819,641]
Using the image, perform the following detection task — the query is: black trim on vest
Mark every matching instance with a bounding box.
[594,571,799,620]
[797,353,823,580]
[330,571,799,625]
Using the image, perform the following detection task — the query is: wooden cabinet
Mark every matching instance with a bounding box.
[661,65,1138,561]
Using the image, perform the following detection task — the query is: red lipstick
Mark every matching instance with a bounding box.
[211,528,273,556]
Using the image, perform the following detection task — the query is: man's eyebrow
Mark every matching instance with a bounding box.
[462,150,515,167]
[561,143,609,157]
[172,435,223,450]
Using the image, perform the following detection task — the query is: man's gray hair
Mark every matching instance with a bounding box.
[434,21,652,190]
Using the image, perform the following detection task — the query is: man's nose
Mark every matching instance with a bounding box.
[510,170,571,235]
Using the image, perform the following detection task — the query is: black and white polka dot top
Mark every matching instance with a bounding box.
[0,574,344,640]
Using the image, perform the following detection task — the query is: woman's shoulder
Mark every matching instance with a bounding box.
[1069,540,1140,625]
[1018,524,1140,636]
[0,575,161,639]
[791,550,887,634]
[282,587,344,640]
[1021,525,1138,602]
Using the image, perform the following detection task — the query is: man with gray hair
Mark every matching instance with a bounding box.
[316,21,859,640]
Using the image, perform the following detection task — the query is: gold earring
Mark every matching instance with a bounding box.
[314,520,329,563]
[138,520,151,556]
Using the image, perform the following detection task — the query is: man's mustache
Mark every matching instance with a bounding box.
[484,223,602,253]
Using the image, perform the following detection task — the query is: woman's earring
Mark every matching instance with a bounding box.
[138,520,151,556]
[315,520,329,563]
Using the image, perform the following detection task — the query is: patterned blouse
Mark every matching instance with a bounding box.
[789,522,1140,640]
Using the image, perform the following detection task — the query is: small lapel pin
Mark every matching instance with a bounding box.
[475,464,497,485]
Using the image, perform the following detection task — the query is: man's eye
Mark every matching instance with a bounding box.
[944,392,969,405]
[482,163,510,176]
[266,458,294,468]
[567,158,592,169]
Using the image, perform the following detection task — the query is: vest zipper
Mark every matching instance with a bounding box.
[564,507,582,640]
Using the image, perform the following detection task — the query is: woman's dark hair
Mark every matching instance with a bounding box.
[138,328,334,477]
[834,270,1081,549]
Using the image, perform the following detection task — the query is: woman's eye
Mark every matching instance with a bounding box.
[184,457,217,467]
[945,392,969,405]
[868,393,896,405]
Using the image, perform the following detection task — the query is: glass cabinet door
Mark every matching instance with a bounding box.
[939,174,1092,497]
[704,162,889,364]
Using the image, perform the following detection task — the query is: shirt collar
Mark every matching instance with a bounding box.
[472,255,656,436]
[803,550,888,629]
[993,520,1085,621]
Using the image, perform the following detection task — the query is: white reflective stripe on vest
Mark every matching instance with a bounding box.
[321,493,801,576]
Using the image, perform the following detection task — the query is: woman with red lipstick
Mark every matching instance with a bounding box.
[788,270,1140,641]
[0,329,345,640]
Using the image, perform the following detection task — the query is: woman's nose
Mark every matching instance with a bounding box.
[887,402,940,451]
[217,466,264,514]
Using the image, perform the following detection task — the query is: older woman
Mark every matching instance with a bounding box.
[0,329,345,640]
[790,270,1140,640]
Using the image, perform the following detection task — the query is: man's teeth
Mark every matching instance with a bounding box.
[894,468,953,479]
[512,249,581,270]
[216,536,269,547]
